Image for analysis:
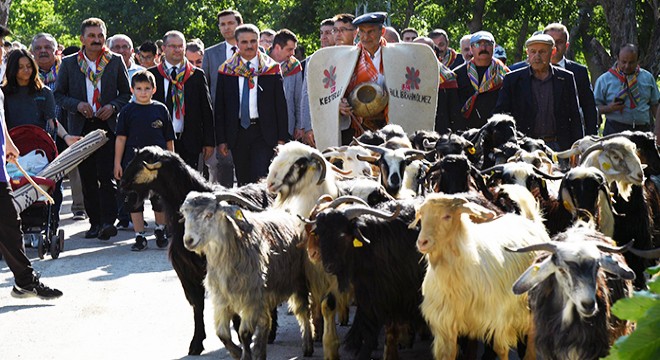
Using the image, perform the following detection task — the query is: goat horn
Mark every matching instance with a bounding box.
[353,137,389,155]
[532,167,564,180]
[323,151,343,159]
[627,246,660,259]
[426,161,443,175]
[316,194,334,205]
[356,154,380,163]
[143,161,162,171]
[214,192,263,212]
[310,152,327,185]
[599,132,632,141]
[505,242,558,254]
[343,204,401,221]
[480,164,505,175]
[354,227,372,244]
[423,138,437,150]
[596,240,634,254]
[327,195,369,209]
[297,214,316,225]
[579,142,605,165]
[330,164,353,175]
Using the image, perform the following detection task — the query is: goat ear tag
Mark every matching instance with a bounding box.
[602,161,612,171]
[563,200,573,211]
[234,209,244,221]
[353,238,364,248]
[468,147,476,155]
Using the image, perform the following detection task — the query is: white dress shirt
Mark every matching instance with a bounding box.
[163,59,185,133]
[237,57,260,119]
[83,52,102,112]
[226,42,237,61]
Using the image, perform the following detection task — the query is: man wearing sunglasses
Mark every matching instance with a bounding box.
[453,31,509,130]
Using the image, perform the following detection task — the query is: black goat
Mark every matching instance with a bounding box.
[309,199,426,360]
[120,146,275,355]
[508,222,634,360]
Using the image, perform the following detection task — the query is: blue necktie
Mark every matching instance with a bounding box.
[240,62,251,129]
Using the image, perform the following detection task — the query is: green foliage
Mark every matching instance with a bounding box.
[8,0,76,47]
[606,265,660,360]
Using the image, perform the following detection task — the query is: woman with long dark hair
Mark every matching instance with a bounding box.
[2,49,78,145]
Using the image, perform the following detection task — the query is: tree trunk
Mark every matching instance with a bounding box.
[402,0,416,29]
[467,0,486,33]
[513,15,529,63]
[641,2,660,77]
[0,0,11,27]
[599,0,637,53]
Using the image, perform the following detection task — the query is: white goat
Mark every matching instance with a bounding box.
[579,137,645,200]
[181,191,313,360]
[412,193,550,360]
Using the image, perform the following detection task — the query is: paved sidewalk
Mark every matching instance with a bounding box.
[1,181,433,359]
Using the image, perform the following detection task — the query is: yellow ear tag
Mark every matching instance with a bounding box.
[353,238,363,248]
[551,153,558,163]
[468,147,476,155]
[563,200,573,211]
[602,162,612,171]
[533,265,540,272]
[235,209,244,221]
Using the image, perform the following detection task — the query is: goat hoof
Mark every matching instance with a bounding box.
[188,340,204,355]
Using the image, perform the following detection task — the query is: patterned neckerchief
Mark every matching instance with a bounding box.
[608,62,641,109]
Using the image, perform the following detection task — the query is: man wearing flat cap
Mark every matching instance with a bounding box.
[494,34,584,150]
[453,31,510,130]
[338,12,389,141]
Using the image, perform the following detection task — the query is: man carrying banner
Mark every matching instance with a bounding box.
[338,12,389,142]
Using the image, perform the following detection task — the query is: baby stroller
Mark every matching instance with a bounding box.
[8,125,64,259]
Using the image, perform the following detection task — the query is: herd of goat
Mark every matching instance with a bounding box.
[119,113,660,360]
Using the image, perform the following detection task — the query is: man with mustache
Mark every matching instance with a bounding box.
[54,17,131,240]
[429,29,464,69]
[453,31,509,130]
[494,34,584,151]
[202,9,242,187]
[594,43,660,138]
[215,24,288,185]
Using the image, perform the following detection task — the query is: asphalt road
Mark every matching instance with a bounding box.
[0,180,434,360]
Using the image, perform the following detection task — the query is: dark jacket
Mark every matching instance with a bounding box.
[509,59,598,135]
[54,52,131,135]
[149,66,215,154]
[494,65,585,149]
[454,62,503,131]
[214,72,289,149]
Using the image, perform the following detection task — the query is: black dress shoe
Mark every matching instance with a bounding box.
[84,225,100,239]
[97,224,118,240]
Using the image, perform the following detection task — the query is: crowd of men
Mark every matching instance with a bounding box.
[1,8,659,299]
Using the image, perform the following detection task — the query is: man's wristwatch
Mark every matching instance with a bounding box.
[111,104,118,114]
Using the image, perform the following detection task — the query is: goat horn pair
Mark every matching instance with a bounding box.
[628,246,660,259]
[596,240,634,254]
[343,204,402,221]
[310,152,327,185]
[532,167,564,180]
[579,142,605,165]
[505,242,558,254]
[215,192,262,212]
[422,138,437,150]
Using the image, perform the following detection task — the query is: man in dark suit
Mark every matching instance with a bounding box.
[215,24,288,185]
[509,24,598,135]
[494,34,584,151]
[150,31,214,170]
[201,9,243,187]
[54,17,131,240]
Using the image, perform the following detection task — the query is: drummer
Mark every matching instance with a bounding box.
[338,12,389,143]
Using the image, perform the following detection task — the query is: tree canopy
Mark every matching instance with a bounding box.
[4,0,660,81]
